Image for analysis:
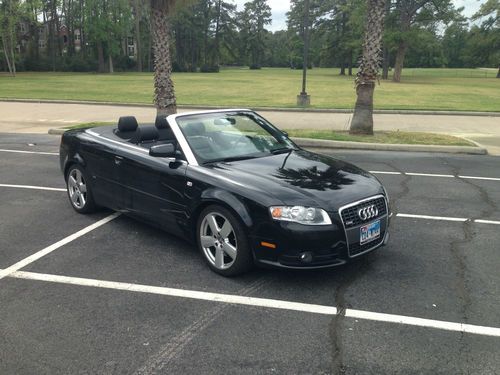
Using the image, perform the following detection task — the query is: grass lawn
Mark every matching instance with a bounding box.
[1,68,499,112]
[66,122,475,147]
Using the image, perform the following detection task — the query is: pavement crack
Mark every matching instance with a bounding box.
[380,161,412,214]
[329,262,370,375]
[132,276,271,375]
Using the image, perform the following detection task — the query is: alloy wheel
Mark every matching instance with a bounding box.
[199,212,238,270]
[68,168,87,209]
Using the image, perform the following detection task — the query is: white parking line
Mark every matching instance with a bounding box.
[6,270,500,338]
[397,213,468,222]
[459,175,500,182]
[0,213,120,281]
[0,148,58,156]
[405,172,455,178]
[0,183,66,192]
[474,219,500,225]
[370,171,500,182]
[397,213,500,225]
[368,171,402,175]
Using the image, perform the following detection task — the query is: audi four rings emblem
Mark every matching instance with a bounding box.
[358,205,379,221]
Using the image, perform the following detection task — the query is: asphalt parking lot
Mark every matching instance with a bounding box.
[1,132,499,374]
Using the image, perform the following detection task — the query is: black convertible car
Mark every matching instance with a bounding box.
[60,109,390,276]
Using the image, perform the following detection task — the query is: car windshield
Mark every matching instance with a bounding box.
[176,112,298,164]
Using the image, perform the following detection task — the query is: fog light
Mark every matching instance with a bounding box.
[299,252,313,263]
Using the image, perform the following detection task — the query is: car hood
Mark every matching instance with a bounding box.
[205,149,384,212]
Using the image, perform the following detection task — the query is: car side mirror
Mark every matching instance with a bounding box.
[282,131,289,137]
[149,143,176,158]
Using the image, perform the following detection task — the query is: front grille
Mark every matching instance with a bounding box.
[340,197,387,229]
[349,231,385,257]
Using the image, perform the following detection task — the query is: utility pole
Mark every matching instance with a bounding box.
[297,0,311,106]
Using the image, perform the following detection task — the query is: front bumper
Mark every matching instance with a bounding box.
[251,196,390,269]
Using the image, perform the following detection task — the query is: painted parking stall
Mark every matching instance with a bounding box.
[0,134,499,374]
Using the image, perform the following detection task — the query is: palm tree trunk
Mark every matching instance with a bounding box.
[350,0,386,135]
[350,82,375,134]
[151,0,177,116]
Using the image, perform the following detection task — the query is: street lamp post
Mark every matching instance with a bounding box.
[297,0,311,106]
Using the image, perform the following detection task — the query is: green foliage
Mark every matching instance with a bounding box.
[1,69,499,111]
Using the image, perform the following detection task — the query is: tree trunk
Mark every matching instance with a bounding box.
[134,0,143,72]
[109,54,114,73]
[348,50,353,76]
[350,82,375,134]
[151,0,177,115]
[2,37,14,76]
[349,0,386,135]
[392,41,406,82]
[97,41,105,72]
[382,46,389,79]
[497,64,500,78]
[339,62,346,75]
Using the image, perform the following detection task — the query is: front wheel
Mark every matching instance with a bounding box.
[66,165,97,214]
[197,205,253,276]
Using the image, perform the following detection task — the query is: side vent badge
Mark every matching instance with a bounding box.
[187,181,193,187]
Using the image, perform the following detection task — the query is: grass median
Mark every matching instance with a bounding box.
[65,122,476,147]
[1,68,499,112]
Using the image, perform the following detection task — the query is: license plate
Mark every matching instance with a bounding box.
[360,220,380,245]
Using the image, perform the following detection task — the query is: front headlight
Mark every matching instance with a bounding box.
[269,206,332,225]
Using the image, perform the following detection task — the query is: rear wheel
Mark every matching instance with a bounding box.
[66,165,96,214]
[197,205,253,276]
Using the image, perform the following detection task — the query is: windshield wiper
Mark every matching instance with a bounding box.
[205,155,260,164]
[270,147,295,155]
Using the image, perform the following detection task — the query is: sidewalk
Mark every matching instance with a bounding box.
[1,101,499,155]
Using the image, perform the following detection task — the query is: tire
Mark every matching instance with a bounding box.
[196,205,253,276]
[66,164,97,214]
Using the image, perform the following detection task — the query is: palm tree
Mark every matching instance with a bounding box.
[349,0,386,135]
[151,0,178,115]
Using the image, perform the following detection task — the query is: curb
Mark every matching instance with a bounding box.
[292,137,487,155]
[48,128,487,155]
[3,98,500,117]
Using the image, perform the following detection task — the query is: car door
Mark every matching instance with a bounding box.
[114,145,188,236]
[78,133,120,210]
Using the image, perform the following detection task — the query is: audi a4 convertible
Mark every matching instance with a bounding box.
[60,109,390,276]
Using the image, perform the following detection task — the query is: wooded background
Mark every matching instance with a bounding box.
[1,0,499,80]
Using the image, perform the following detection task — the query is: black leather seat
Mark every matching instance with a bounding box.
[155,115,175,141]
[116,116,140,143]
[138,126,159,147]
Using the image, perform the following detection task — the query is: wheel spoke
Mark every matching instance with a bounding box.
[68,176,77,189]
[75,170,82,184]
[206,214,219,234]
[219,220,232,239]
[200,235,215,249]
[80,192,86,206]
[215,248,225,269]
[71,191,79,204]
[222,242,237,260]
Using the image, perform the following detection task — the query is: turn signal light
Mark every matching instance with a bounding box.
[261,241,276,249]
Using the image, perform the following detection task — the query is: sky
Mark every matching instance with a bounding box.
[233,0,485,31]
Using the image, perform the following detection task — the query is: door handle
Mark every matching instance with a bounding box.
[114,156,123,165]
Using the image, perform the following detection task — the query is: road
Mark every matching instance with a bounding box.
[0,133,499,374]
[1,101,499,154]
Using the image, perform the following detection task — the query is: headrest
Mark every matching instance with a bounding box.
[184,122,205,137]
[118,116,138,132]
[155,115,169,129]
[139,126,159,142]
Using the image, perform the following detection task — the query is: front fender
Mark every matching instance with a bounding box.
[197,188,253,227]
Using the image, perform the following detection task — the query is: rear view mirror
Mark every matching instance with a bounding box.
[149,143,176,158]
